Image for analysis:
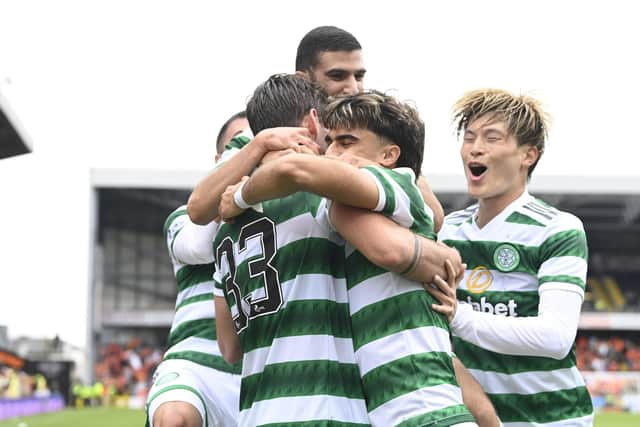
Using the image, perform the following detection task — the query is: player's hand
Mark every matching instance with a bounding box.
[219,176,249,223]
[425,259,465,323]
[437,242,464,278]
[255,127,320,155]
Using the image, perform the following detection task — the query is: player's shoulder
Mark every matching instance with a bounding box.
[364,165,416,182]
[163,204,189,237]
[363,165,421,200]
[389,166,417,180]
[516,197,584,235]
[443,203,479,228]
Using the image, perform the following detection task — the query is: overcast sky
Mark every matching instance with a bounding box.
[1,0,639,348]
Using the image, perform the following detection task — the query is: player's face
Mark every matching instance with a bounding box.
[325,127,388,163]
[460,115,534,204]
[309,50,366,97]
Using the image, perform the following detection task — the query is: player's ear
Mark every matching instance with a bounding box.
[295,70,311,81]
[380,144,401,168]
[301,108,320,141]
[521,145,539,170]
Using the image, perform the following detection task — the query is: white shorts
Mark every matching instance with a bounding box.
[146,359,241,427]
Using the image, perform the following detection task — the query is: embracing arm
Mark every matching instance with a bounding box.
[239,153,380,211]
[329,203,463,283]
[214,296,243,364]
[417,176,444,232]
[188,128,317,224]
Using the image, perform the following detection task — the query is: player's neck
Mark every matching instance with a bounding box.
[476,187,526,228]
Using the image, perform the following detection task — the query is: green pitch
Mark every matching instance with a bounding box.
[1,407,639,426]
[0,407,144,427]
[595,412,640,426]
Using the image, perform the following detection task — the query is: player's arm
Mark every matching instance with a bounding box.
[221,153,380,221]
[170,220,218,265]
[214,296,242,364]
[453,357,502,427]
[188,128,318,224]
[329,203,463,283]
[443,287,581,360]
[417,175,444,232]
[221,153,462,281]
[428,227,587,360]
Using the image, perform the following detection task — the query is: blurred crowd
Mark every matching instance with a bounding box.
[577,334,640,372]
[92,339,162,403]
[0,367,50,399]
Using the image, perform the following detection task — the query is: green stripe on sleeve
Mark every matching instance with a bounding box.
[539,229,588,261]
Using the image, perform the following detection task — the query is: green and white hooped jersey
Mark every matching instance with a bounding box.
[338,166,473,427]
[213,193,370,427]
[216,130,253,167]
[439,191,594,426]
[163,206,241,375]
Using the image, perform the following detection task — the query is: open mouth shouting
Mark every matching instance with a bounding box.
[468,162,487,182]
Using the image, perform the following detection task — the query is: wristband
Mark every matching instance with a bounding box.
[233,180,251,209]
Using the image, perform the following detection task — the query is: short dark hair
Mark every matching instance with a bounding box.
[246,74,328,135]
[295,26,361,72]
[216,111,246,154]
[323,90,425,177]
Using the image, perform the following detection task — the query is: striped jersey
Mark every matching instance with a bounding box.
[213,193,370,427]
[216,130,253,166]
[337,166,474,427]
[438,191,594,426]
[163,205,241,375]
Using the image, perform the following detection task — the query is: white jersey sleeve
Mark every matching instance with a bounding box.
[171,220,218,265]
[451,284,582,360]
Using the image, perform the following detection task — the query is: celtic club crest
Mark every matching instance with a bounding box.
[493,244,520,272]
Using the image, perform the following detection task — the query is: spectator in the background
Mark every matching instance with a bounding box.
[93,341,163,405]
[577,334,640,371]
